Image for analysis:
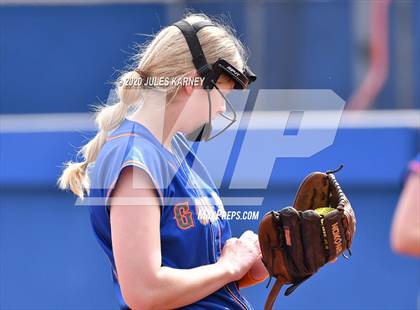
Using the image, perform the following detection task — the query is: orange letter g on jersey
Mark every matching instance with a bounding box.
[173,202,195,230]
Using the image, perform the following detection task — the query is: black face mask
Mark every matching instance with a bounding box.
[173,20,257,142]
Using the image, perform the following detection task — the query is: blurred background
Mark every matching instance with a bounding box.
[0,1,419,309]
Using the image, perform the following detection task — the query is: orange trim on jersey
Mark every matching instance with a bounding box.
[225,284,248,310]
[106,133,140,141]
[217,222,222,254]
[173,201,195,230]
[207,220,218,263]
[234,280,251,308]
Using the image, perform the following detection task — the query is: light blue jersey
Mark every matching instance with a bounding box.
[87,118,252,310]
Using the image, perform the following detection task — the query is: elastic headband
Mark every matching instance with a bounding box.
[173,19,257,89]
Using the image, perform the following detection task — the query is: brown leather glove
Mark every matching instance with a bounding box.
[258,166,356,310]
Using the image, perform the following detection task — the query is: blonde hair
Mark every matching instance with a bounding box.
[58,13,248,198]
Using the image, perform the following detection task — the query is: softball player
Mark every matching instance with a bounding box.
[390,153,420,257]
[59,14,267,309]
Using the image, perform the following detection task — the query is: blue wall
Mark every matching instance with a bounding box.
[1,2,419,113]
[0,126,418,309]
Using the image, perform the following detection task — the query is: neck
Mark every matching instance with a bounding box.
[128,92,178,153]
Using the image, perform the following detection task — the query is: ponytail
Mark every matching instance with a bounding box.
[58,70,143,198]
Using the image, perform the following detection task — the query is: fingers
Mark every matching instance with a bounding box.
[225,237,238,244]
[226,231,260,256]
[239,230,255,240]
[239,230,261,256]
[240,231,258,246]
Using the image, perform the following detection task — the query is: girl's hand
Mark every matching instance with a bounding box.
[217,230,261,281]
[247,254,269,281]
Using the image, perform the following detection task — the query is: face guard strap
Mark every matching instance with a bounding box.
[173,19,257,142]
[173,20,213,76]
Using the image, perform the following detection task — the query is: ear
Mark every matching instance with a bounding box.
[184,83,194,96]
[183,71,201,96]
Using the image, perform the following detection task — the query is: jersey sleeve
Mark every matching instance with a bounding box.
[101,135,174,210]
